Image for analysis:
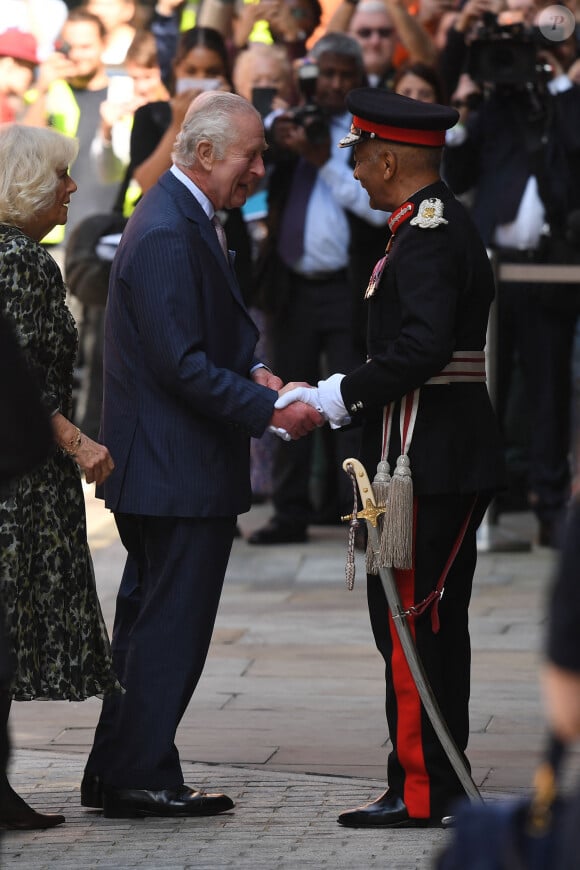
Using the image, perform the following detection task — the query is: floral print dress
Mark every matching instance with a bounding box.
[0,224,120,701]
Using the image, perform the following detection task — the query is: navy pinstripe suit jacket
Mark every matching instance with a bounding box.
[100,170,277,518]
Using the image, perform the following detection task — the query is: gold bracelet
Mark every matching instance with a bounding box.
[63,427,82,456]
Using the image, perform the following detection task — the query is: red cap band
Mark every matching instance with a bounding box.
[352,115,446,147]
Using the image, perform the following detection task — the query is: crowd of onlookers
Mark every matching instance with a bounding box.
[2,0,580,547]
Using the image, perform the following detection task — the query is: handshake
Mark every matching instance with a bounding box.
[264,373,351,441]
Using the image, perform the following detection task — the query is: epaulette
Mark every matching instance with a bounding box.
[409,198,448,229]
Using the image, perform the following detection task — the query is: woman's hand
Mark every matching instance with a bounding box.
[74,435,115,486]
[51,413,114,486]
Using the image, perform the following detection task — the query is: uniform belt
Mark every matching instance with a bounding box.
[426,351,486,384]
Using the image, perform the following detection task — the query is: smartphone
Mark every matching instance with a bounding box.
[251,86,277,117]
[175,77,222,94]
[54,39,71,57]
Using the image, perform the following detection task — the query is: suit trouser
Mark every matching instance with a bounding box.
[86,513,236,789]
[270,271,364,523]
[496,279,574,523]
[367,492,490,818]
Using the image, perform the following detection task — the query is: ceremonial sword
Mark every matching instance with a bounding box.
[341,457,483,805]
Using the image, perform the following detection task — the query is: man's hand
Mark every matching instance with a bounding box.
[276,374,351,429]
[252,367,284,391]
[271,116,330,167]
[270,401,324,439]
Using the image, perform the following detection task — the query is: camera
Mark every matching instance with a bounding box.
[467,13,552,87]
[289,59,329,145]
[54,39,71,58]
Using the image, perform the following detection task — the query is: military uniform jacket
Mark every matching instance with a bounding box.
[340,179,505,495]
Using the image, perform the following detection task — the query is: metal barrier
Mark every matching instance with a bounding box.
[477,254,580,553]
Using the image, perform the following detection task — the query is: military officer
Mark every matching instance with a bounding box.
[277,89,506,827]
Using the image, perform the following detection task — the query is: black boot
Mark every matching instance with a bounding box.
[0,690,65,830]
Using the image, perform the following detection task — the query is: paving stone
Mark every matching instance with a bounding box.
[2,497,567,868]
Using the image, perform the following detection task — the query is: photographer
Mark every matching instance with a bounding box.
[248,33,389,545]
[443,8,580,547]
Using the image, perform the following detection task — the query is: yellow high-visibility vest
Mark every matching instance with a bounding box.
[41,80,82,245]
[180,0,199,30]
[244,0,274,44]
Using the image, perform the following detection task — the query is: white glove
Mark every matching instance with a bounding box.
[274,386,324,413]
[275,377,350,430]
[317,373,351,429]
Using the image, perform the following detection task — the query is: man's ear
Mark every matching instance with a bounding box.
[382,148,397,181]
[197,139,214,171]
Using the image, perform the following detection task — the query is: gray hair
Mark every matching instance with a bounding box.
[232,43,292,101]
[354,0,393,15]
[309,32,365,75]
[172,91,262,167]
[0,124,78,227]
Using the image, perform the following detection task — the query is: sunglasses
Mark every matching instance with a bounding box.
[355,27,395,38]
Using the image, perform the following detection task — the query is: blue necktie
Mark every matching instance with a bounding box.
[277,158,317,267]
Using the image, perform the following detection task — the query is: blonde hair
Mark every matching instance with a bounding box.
[0,124,78,227]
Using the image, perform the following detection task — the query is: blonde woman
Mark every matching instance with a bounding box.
[0,124,120,830]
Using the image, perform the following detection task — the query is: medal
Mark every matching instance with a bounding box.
[364,202,414,299]
[365,250,388,299]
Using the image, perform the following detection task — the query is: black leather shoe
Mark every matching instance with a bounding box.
[247,518,308,545]
[81,771,104,809]
[0,787,65,830]
[103,784,235,818]
[338,790,438,829]
[441,814,456,828]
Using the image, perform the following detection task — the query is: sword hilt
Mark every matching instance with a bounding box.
[342,459,385,527]
[342,458,376,505]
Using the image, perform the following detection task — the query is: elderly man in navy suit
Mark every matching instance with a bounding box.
[80,91,323,819]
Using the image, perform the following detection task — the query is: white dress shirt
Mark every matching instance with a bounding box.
[293,111,389,275]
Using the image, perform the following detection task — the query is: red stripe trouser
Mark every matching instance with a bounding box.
[366,491,489,818]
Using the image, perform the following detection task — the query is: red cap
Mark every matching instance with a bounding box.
[350,115,446,147]
[0,28,39,65]
[339,89,459,149]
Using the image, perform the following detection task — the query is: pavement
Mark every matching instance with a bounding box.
[3,490,579,869]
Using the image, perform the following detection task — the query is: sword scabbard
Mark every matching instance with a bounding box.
[340,456,483,805]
